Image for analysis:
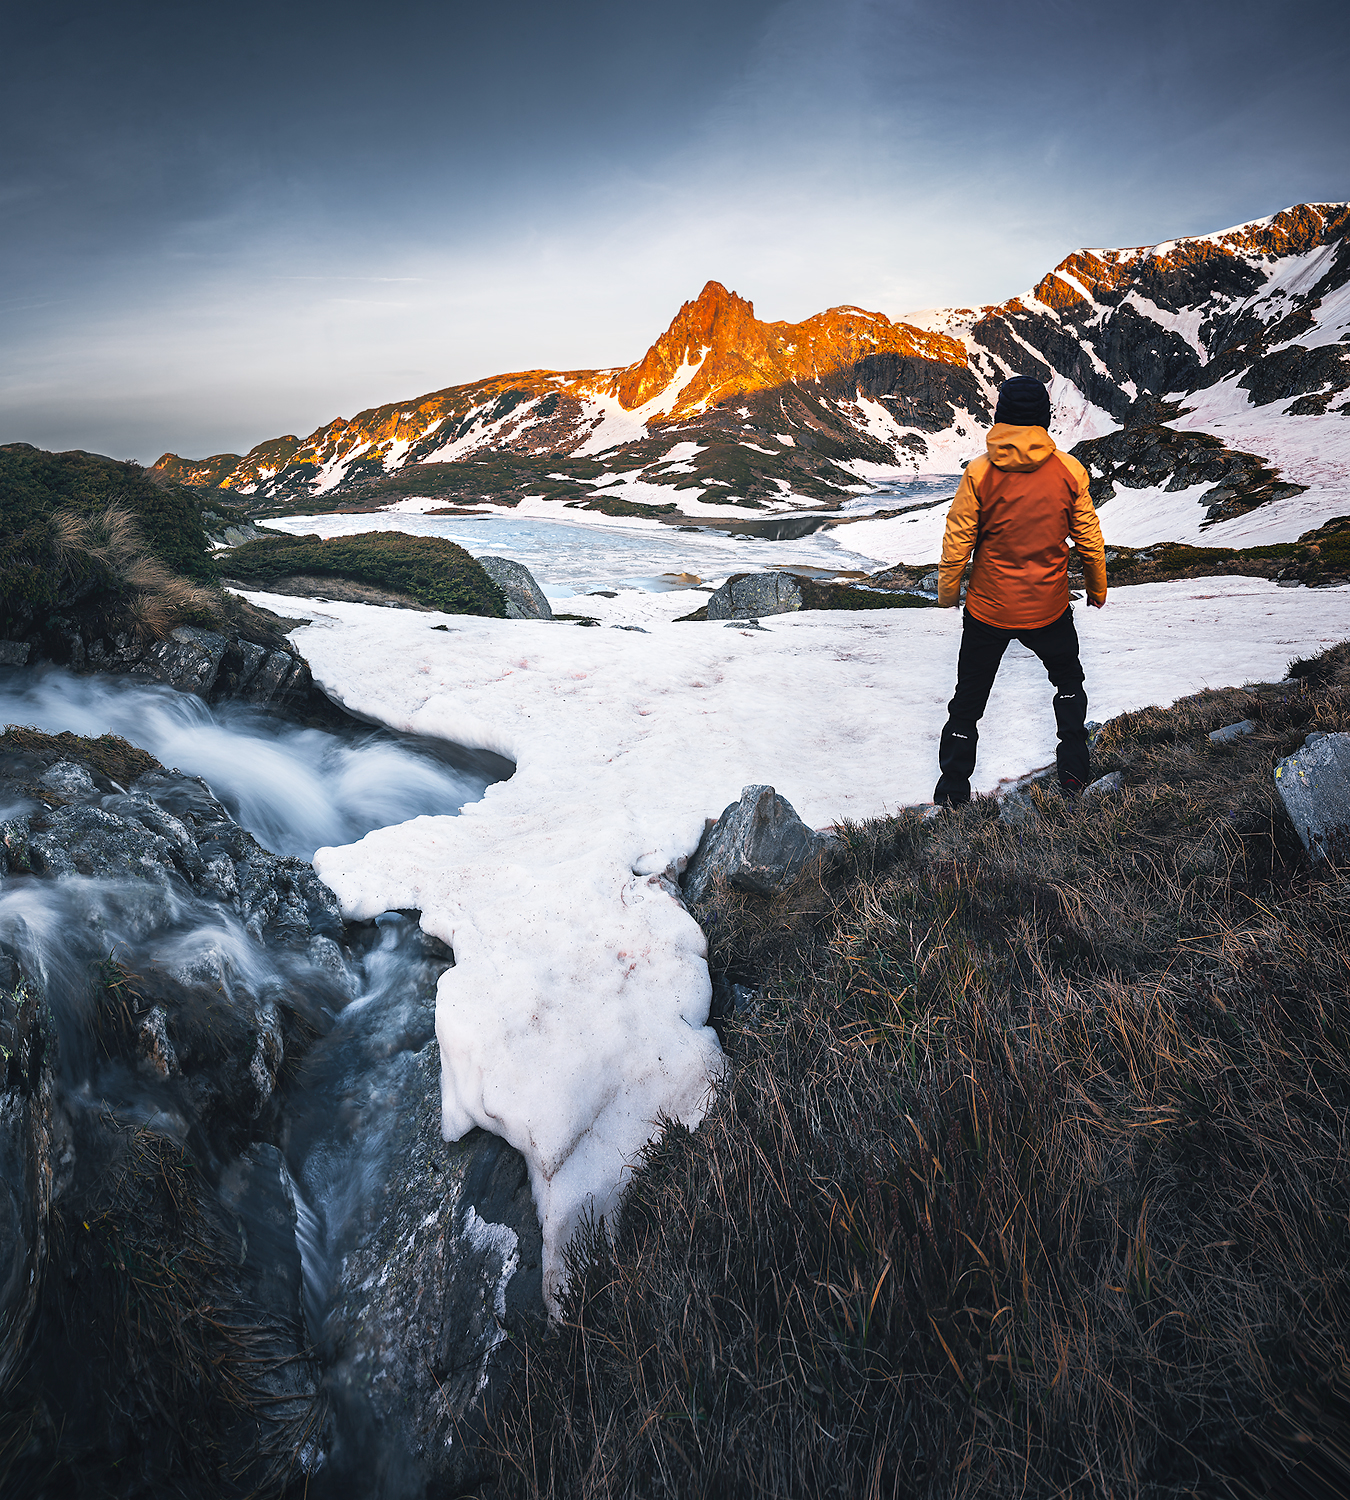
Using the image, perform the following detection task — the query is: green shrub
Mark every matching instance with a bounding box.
[221,531,507,617]
[0,444,215,581]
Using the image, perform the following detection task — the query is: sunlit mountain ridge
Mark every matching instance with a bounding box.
[153,202,1350,527]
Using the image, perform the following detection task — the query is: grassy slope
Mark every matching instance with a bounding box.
[485,644,1350,1500]
[220,532,507,617]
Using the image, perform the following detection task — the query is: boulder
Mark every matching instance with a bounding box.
[129,624,231,695]
[683,784,835,907]
[1275,731,1350,860]
[475,556,553,620]
[706,571,803,621]
[1209,719,1257,743]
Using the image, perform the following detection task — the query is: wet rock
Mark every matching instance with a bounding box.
[683,784,836,907]
[0,980,59,1392]
[475,556,553,620]
[1275,731,1350,862]
[129,624,231,695]
[135,1006,179,1079]
[0,642,30,667]
[706,571,803,621]
[215,1141,317,1472]
[315,1041,544,1497]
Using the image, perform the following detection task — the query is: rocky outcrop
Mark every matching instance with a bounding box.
[312,1041,544,1495]
[1070,399,1307,527]
[18,614,317,712]
[475,556,553,620]
[684,784,836,908]
[1275,732,1350,861]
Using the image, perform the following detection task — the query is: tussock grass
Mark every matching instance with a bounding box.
[51,505,220,641]
[485,649,1350,1499]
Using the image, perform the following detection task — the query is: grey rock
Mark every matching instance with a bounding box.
[40,760,99,799]
[683,784,835,907]
[321,1053,543,1492]
[999,789,1037,824]
[475,556,553,620]
[707,571,803,621]
[1084,771,1124,798]
[130,625,230,695]
[0,641,30,666]
[1209,719,1257,743]
[724,618,770,631]
[1275,731,1350,861]
[0,981,58,1392]
[136,1005,179,1079]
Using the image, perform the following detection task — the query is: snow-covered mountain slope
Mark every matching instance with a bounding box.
[154,202,1349,539]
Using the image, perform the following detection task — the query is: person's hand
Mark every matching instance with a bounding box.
[1088,595,1106,609]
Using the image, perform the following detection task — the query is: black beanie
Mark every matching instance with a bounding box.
[992,375,1051,428]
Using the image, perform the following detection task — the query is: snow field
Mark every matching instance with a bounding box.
[246,579,1350,1310]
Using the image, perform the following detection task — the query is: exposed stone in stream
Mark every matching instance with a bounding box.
[0,721,539,1495]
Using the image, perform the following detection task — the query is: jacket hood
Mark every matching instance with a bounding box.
[986,423,1056,472]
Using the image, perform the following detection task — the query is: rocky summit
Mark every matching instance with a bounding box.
[153,202,1349,519]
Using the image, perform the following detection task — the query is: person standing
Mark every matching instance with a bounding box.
[932,375,1107,807]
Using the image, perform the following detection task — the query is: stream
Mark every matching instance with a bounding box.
[0,664,516,1490]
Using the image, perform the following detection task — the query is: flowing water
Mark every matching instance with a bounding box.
[0,664,507,859]
[0,665,509,1362]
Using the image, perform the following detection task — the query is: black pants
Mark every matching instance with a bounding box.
[933,606,1090,805]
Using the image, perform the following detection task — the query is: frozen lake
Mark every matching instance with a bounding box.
[260,475,959,596]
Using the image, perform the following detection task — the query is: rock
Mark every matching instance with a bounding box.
[1275,732,1350,861]
[288,931,543,1497]
[706,571,803,621]
[0,980,59,1393]
[129,624,231,695]
[475,556,553,620]
[319,1061,543,1494]
[1084,771,1124,797]
[0,642,30,667]
[683,784,835,907]
[1209,719,1257,742]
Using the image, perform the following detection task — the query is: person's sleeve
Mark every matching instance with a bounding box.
[937,463,983,607]
[1062,454,1107,605]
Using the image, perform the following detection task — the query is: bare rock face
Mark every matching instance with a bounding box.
[121,624,313,705]
[1070,401,1307,527]
[683,783,836,908]
[706,571,803,621]
[1275,732,1350,861]
[474,556,553,620]
[312,1041,544,1497]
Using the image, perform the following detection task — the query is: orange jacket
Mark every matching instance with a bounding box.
[937,424,1107,629]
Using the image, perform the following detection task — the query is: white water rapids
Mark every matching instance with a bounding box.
[0,664,505,859]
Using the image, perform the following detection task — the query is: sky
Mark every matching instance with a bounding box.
[2,0,1347,465]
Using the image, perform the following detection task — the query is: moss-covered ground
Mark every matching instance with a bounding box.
[220,532,506,617]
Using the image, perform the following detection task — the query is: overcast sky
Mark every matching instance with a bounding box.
[3,0,1346,463]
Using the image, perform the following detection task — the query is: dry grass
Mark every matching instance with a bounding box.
[51,504,219,640]
[484,649,1350,1500]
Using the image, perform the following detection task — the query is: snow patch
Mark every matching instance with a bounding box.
[256,578,1350,1313]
